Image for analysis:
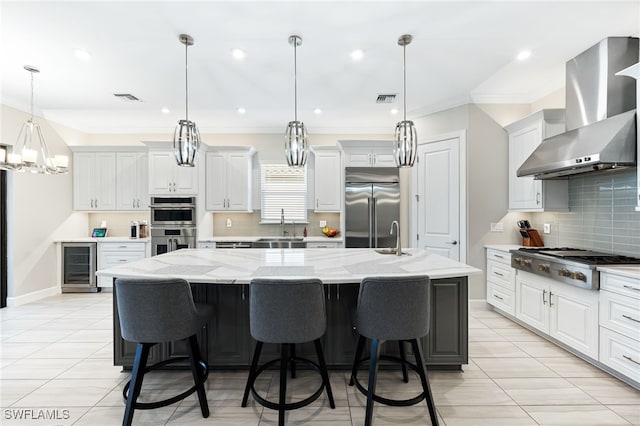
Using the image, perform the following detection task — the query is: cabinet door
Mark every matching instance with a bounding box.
[136,153,149,210]
[226,152,251,211]
[73,152,95,210]
[314,150,341,212]
[344,150,373,167]
[207,284,251,366]
[516,272,549,333]
[93,153,117,210]
[148,151,173,194]
[205,152,227,211]
[509,125,542,210]
[549,283,599,358]
[174,160,198,194]
[116,153,139,210]
[327,284,360,365]
[371,148,396,167]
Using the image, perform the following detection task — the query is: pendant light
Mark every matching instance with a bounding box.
[393,34,417,168]
[173,34,200,167]
[0,66,69,174]
[284,35,309,167]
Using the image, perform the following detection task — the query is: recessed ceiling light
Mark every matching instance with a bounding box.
[390,108,399,115]
[231,48,246,60]
[161,107,170,114]
[73,48,92,61]
[313,108,322,115]
[351,49,364,61]
[237,107,246,114]
[517,50,532,61]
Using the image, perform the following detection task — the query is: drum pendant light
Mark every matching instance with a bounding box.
[284,35,309,167]
[393,34,417,168]
[173,34,200,167]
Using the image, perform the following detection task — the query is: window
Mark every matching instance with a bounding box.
[260,164,307,223]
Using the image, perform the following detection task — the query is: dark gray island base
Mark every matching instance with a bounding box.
[113,277,468,370]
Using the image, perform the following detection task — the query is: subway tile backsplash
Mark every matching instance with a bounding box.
[531,169,640,257]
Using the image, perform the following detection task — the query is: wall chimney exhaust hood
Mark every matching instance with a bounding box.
[518,37,638,180]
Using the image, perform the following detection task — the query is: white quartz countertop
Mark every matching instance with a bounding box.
[199,236,343,243]
[97,248,481,284]
[597,266,640,280]
[55,237,149,243]
[484,244,523,251]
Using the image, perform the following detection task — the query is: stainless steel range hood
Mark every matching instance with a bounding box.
[518,37,638,179]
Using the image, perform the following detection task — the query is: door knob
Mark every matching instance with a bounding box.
[447,240,458,245]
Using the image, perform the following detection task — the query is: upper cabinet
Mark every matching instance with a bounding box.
[312,147,341,212]
[116,152,148,210]
[73,151,117,211]
[148,151,198,195]
[506,110,569,211]
[339,140,396,167]
[205,147,255,212]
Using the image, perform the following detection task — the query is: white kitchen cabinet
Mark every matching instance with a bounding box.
[97,241,147,287]
[148,151,198,195]
[205,147,255,211]
[486,248,516,315]
[116,152,148,210]
[339,140,396,167]
[306,241,340,248]
[312,147,341,212]
[516,270,599,358]
[506,109,569,211]
[73,152,117,211]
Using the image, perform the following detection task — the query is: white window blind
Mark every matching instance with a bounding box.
[260,164,307,222]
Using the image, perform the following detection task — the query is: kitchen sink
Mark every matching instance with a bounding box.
[374,248,411,256]
[252,238,306,249]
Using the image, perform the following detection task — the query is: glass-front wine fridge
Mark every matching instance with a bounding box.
[61,242,99,293]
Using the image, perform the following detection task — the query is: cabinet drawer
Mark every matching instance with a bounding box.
[486,249,511,265]
[100,242,146,253]
[599,327,640,383]
[487,261,514,290]
[307,242,339,248]
[601,273,640,300]
[600,290,640,341]
[101,251,145,266]
[487,284,515,315]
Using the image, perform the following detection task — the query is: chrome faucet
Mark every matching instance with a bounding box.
[390,220,401,256]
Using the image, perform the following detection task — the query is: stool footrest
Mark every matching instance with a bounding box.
[123,356,209,410]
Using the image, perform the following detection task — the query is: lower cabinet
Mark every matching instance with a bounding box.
[97,242,147,288]
[113,277,468,368]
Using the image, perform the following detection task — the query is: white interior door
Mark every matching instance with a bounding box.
[414,136,460,260]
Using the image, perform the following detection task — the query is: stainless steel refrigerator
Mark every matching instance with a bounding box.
[345,167,400,248]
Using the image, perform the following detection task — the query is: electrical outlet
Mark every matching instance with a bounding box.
[543,223,551,234]
[490,222,504,232]
[226,218,232,228]
[319,220,326,228]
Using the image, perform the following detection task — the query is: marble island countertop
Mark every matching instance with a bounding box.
[97,248,481,284]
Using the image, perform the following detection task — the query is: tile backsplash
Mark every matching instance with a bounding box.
[531,169,639,256]
[212,211,341,238]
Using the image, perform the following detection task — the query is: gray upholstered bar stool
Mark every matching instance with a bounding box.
[242,278,335,426]
[349,275,438,426]
[115,278,213,426]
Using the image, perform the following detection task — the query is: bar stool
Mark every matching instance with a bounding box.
[349,275,438,426]
[242,278,335,426]
[115,278,213,426]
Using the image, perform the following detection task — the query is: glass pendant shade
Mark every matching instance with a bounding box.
[173,34,199,167]
[174,119,201,167]
[394,119,417,168]
[284,120,308,167]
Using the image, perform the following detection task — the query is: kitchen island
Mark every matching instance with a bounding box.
[98,248,481,370]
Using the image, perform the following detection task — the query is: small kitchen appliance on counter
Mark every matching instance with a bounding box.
[510,247,640,290]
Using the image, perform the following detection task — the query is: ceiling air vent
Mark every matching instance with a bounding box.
[376,94,397,103]
[114,93,141,102]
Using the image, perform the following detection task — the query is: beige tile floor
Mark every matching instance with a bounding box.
[1,292,639,425]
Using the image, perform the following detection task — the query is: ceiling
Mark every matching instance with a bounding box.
[1,1,638,135]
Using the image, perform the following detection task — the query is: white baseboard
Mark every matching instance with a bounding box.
[469,298,489,310]
[6,286,61,307]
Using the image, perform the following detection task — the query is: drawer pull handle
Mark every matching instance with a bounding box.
[494,272,504,277]
[118,259,127,262]
[623,355,640,366]
[494,294,504,301]
[494,254,504,259]
[623,285,640,292]
[119,245,127,248]
[622,314,640,323]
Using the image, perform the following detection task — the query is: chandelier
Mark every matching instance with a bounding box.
[0,66,68,174]
[284,35,309,167]
[393,34,418,168]
[173,34,200,167]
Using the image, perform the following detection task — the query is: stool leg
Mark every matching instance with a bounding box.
[187,335,209,418]
[313,339,335,409]
[289,343,296,379]
[410,339,438,426]
[349,335,366,386]
[242,341,263,407]
[278,343,290,426]
[365,338,382,426]
[399,340,409,383]
[123,342,150,426]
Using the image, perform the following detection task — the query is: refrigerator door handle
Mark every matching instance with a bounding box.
[372,197,378,248]
[367,197,373,248]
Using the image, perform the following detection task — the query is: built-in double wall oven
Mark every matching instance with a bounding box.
[149,196,197,256]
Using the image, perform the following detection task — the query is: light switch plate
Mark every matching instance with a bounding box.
[543,223,551,234]
[319,220,327,228]
[226,218,232,228]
